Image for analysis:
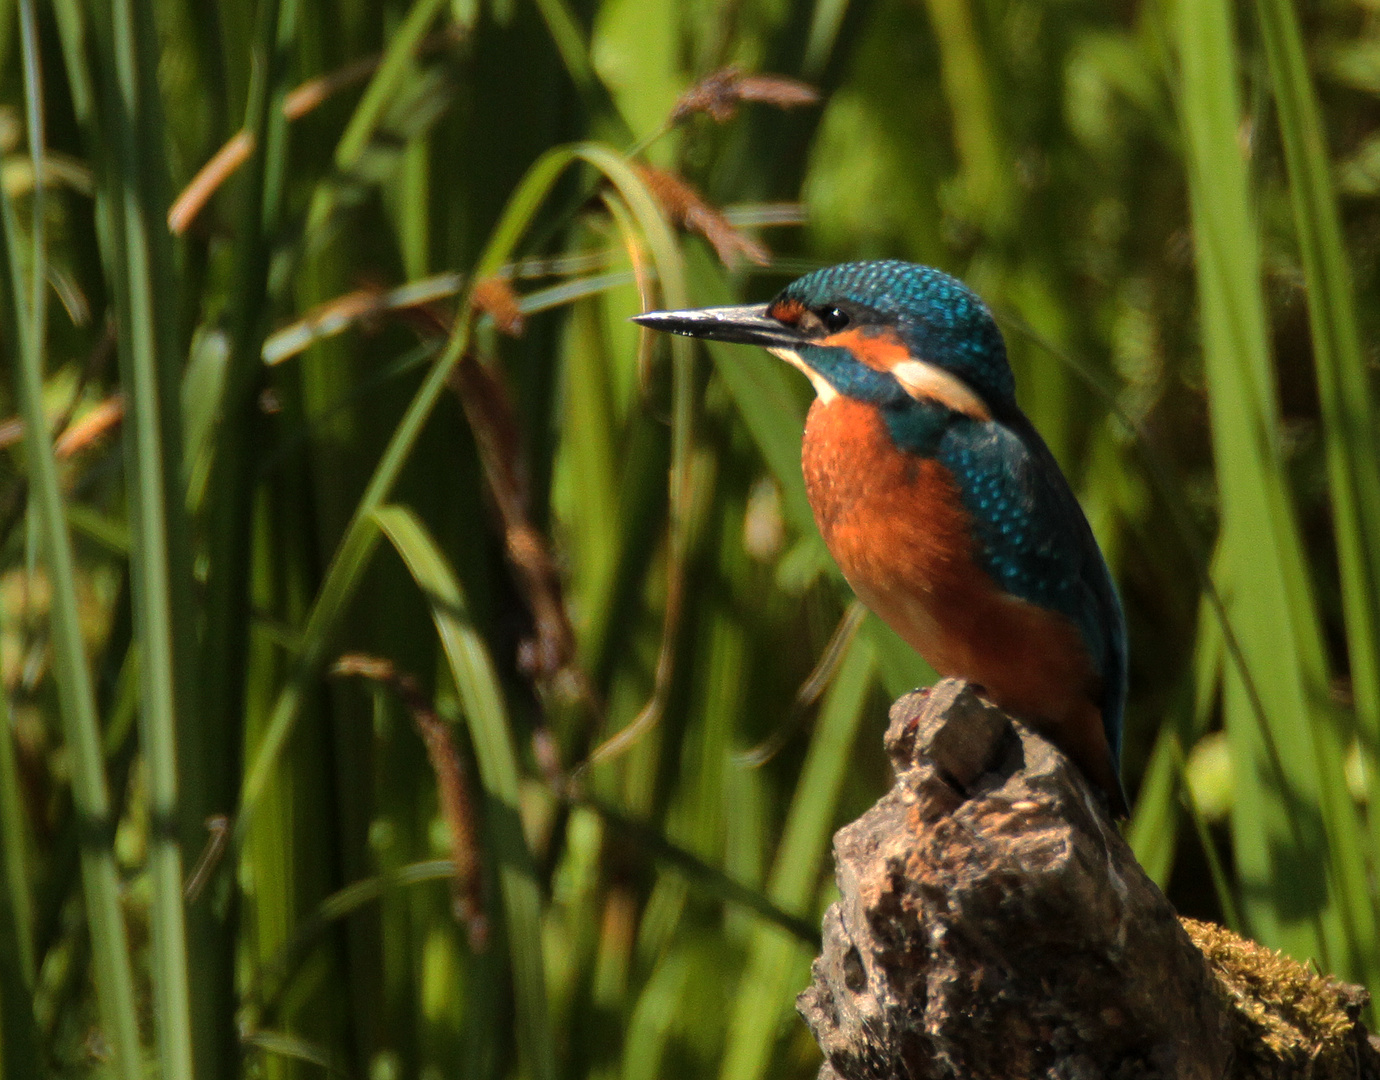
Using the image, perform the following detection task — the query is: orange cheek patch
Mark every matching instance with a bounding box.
[820,328,990,420]
[818,327,911,372]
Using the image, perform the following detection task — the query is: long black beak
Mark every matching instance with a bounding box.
[632,304,804,349]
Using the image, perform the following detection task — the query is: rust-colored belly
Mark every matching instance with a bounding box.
[801,397,1102,744]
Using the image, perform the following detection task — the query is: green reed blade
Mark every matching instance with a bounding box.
[1177,0,1369,978]
[0,92,142,1080]
[719,632,875,1080]
[302,0,449,242]
[88,0,199,1071]
[1254,0,1380,958]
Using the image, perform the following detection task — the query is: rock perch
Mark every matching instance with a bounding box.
[796,679,1380,1080]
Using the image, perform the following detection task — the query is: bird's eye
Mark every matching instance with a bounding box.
[818,307,850,333]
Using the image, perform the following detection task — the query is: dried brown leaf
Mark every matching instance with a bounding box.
[54,396,124,459]
[168,130,256,236]
[470,276,525,337]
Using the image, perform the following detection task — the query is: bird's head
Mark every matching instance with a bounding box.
[633,260,1015,422]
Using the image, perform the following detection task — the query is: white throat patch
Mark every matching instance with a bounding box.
[769,347,838,404]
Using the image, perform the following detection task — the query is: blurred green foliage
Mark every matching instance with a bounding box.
[2,0,1380,1076]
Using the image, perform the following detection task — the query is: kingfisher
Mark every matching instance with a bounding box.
[633,260,1128,816]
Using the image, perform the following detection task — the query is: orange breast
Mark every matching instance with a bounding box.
[802,397,1116,794]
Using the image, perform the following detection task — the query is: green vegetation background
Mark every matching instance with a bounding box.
[2,0,1380,1076]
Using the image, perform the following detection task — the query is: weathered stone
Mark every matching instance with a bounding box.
[797,679,1380,1080]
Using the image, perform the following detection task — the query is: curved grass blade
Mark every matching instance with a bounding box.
[245,859,454,1020]
[372,504,554,1080]
[192,1,300,1074]
[238,141,688,826]
[237,142,580,831]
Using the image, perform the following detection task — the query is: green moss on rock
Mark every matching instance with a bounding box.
[1183,917,1379,1079]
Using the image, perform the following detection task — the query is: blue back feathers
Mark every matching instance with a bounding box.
[939,417,1128,764]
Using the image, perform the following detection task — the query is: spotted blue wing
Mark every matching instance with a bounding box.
[937,416,1128,772]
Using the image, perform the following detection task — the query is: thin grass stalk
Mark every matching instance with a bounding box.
[1253,0,1380,968]
[0,106,143,1080]
[1177,0,1348,971]
[300,0,449,243]
[238,470,308,1080]
[0,666,33,990]
[0,20,44,1029]
[0,603,42,1079]
[92,0,200,1071]
[191,0,297,1073]
[48,0,93,130]
[200,0,290,778]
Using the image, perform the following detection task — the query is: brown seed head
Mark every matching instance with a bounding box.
[636,165,770,269]
[670,66,818,126]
